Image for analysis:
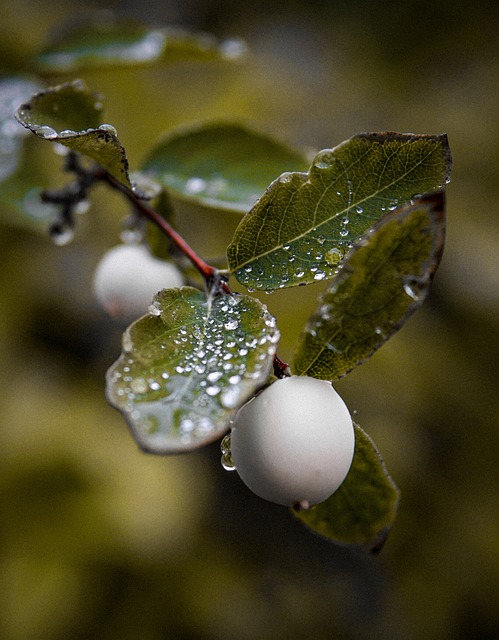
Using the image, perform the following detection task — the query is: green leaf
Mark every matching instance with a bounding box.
[227,132,451,290]
[139,122,308,214]
[15,80,130,187]
[106,287,280,453]
[293,424,400,553]
[293,192,445,380]
[35,21,247,73]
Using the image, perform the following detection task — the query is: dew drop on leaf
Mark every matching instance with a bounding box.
[35,125,58,139]
[99,123,118,135]
[148,300,162,316]
[50,225,75,246]
[324,248,343,266]
[185,176,207,194]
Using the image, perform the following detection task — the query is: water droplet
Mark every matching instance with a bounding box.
[224,319,239,330]
[220,37,247,60]
[339,228,349,237]
[317,234,326,245]
[314,271,326,280]
[207,371,223,383]
[206,385,221,397]
[220,434,236,469]
[50,225,75,246]
[403,282,420,301]
[355,205,364,214]
[131,174,162,200]
[57,129,76,139]
[131,377,148,394]
[279,173,292,184]
[36,125,58,139]
[220,386,242,409]
[180,418,195,434]
[99,123,117,136]
[325,248,343,266]
[185,177,207,194]
[149,300,162,316]
[70,79,86,92]
[74,199,90,215]
[149,380,161,391]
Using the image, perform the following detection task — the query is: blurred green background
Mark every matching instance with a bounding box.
[1,1,498,638]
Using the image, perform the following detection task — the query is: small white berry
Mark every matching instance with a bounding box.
[230,376,355,507]
[93,243,183,323]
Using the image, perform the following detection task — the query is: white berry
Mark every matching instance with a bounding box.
[230,376,355,507]
[92,243,183,322]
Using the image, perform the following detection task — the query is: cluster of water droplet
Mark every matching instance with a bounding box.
[107,292,280,451]
[183,174,230,201]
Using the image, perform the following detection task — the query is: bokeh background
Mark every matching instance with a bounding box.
[1,1,498,638]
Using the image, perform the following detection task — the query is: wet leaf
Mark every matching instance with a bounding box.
[293,192,445,380]
[35,21,247,73]
[106,287,280,453]
[15,80,130,187]
[227,132,451,290]
[293,424,399,553]
[139,122,308,214]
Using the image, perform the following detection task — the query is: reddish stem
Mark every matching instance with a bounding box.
[101,171,231,294]
[101,170,287,371]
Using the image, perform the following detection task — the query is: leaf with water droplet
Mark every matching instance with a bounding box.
[293,424,399,553]
[293,192,445,380]
[34,20,247,73]
[106,287,280,453]
[139,122,308,214]
[15,80,130,187]
[227,132,451,290]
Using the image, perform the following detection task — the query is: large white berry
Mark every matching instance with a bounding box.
[93,243,183,322]
[230,376,355,507]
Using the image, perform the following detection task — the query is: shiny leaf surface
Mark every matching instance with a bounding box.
[106,287,280,453]
[227,132,451,290]
[293,192,445,380]
[140,122,308,214]
[35,21,247,73]
[15,80,130,187]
